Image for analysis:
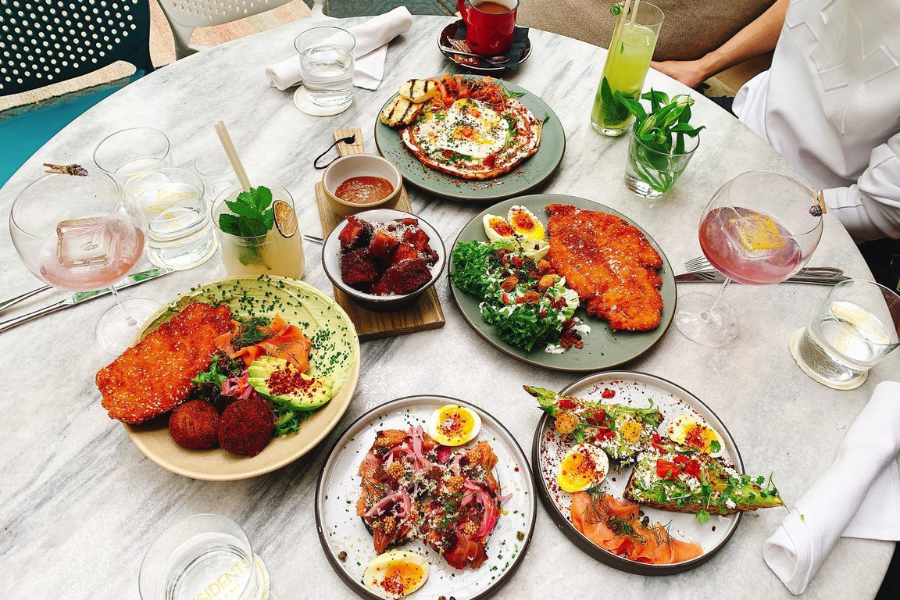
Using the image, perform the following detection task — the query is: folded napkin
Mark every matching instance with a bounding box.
[265,7,413,91]
[763,380,900,595]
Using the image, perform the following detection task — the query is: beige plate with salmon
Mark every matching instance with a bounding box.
[124,276,360,481]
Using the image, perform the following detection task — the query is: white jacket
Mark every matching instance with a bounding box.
[733,0,900,241]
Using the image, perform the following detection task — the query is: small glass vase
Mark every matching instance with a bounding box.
[624,131,699,198]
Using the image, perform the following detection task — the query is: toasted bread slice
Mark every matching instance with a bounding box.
[623,443,784,515]
[380,96,423,127]
[96,303,233,424]
[398,79,437,103]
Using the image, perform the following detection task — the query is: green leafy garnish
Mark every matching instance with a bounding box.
[709,439,721,454]
[696,509,711,525]
[217,186,275,266]
[598,77,631,126]
[616,89,705,193]
[191,361,228,387]
[231,316,272,349]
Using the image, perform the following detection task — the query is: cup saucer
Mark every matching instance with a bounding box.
[438,20,531,73]
[293,86,352,117]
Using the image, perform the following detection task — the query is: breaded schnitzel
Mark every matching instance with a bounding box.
[546,204,664,331]
[96,302,233,424]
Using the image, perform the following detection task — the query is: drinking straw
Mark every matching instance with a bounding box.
[213,121,251,193]
[630,0,641,28]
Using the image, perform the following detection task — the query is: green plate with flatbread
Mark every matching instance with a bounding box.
[374,75,566,202]
[449,194,676,372]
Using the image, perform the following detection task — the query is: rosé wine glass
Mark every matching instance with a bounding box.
[9,170,158,354]
[675,171,824,346]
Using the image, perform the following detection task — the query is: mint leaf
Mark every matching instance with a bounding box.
[697,510,710,525]
[217,186,275,238]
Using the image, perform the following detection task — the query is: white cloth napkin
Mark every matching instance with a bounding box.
[763,380,900,595]
[265,7,413,91]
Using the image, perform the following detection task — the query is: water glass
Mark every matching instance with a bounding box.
[795,279,900,387]
[125,167,217,270]
[93,127,172,181]
[212,181,305,280]
[139,514,269,600]
[194,150,236,201]
[625,130,699,198]
[294,26,355,109]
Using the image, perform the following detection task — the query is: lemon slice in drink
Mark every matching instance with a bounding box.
[273,200,297,238]
[730,214,785,251]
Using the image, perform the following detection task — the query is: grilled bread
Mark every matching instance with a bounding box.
[380,96,423,128]
[398,79,437,103]
[623,441,784,515]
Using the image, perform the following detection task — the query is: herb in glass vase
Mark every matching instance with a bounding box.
[616,89,704,198]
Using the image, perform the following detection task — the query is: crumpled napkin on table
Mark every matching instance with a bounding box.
[763,380,900,595]
[265,6,413,91]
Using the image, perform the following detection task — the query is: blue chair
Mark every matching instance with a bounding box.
[0,0,154,187]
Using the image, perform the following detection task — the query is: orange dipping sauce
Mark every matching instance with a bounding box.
[335,176,394,204]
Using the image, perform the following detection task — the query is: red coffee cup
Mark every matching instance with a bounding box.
[457,0,518,56]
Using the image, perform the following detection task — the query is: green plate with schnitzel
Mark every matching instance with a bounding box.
[448,194,676,372]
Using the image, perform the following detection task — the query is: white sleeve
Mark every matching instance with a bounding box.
[823,134,900,242]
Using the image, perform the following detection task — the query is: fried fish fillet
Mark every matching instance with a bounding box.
[546,204,664,331]
[96,302,233,424]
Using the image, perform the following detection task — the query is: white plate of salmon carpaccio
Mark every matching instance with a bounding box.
[530,372,786,575]
[315,396,535,600]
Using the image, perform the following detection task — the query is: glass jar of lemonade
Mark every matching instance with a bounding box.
[212,181,305,280]
[591,2,664,137]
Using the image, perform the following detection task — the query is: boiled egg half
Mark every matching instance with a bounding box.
[667,414,724,457]
[427,404,482,446]
[362,549,430,599]
[483,214,516,240]
[557,443,609,493]
[508,205,545,240]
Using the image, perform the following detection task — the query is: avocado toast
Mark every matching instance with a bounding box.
[624,439,783,516]
[525,386,662,463]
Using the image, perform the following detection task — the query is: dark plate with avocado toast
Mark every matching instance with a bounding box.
[529,372,783,575]
[108,276,360,481]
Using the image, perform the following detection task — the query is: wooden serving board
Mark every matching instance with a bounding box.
[315,128,445,341]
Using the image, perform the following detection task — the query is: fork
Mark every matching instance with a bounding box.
[684,256,844,277]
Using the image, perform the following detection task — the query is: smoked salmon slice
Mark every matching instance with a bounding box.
[570,492,702,565]
[215,314,311,371]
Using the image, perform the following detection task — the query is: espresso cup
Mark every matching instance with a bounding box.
[457,0,518,56]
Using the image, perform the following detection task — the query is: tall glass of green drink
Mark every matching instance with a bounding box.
[591,1,664,137]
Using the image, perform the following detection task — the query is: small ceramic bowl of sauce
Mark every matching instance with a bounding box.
[323,154,402,217]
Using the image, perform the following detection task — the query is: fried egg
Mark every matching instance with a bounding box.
[418,98,508,159]
[483,214,515,240]
[362,549,430,599]
[667,415,724,457]
[557,443,609,493]
[507,205,545,240]
[427,405,482,446]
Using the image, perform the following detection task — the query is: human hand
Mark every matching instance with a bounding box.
[650,60,711,89]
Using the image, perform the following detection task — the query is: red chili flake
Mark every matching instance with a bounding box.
[267,366,315,397]
[601,388,616,399]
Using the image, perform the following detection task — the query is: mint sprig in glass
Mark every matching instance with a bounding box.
[618,89,704,198]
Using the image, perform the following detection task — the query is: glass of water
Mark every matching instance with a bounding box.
[795,279,900,387]
[139,514,269,600]
[194,150,235,201]
[294,26,355,109]
[93,127,172,181]
[125,167,217,270]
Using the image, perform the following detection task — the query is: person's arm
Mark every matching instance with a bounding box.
[650,0,790,88]
[823,135,900,242]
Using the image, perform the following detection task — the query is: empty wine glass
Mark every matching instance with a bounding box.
[9,169,158,354]
[675,171,824,346]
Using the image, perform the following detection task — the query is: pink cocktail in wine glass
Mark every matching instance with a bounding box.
[676,171,824,346]
[9,170,158,353]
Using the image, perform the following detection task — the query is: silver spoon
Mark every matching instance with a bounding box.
[439,45,510,64]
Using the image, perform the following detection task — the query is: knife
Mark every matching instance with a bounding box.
[675,271,850,286]
[0,267,174,334]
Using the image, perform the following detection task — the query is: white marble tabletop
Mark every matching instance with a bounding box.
[1,15,896,600]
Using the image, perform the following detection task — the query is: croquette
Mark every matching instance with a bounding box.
[169,399,220,450]
[218,398,274,457]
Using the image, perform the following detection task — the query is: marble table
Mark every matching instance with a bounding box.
[1,15,896,600]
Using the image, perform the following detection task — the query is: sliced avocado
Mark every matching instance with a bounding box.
[247,357,334,411]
